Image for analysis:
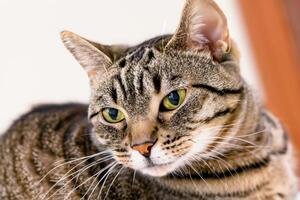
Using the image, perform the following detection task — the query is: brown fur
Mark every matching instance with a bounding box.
[0,0,297,199]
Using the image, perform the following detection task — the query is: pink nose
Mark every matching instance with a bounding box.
[131,142,154,157]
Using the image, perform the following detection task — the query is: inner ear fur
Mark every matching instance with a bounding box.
[166,0,231,61]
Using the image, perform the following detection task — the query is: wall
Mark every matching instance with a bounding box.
[0,0,260,133]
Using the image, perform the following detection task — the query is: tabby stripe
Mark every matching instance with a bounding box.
[115,154,130,158]
[118,58,126,68]
[170,156,270,180]
[138,71,144,95]
[152,74,161,93]
[144,49,155,65]
[115,74,127,99]
[200,181,268,199]
[88,111,100,119]
[189,107,233,124]
[147,49,154,59]
[164,179,268,199]
[111,87,118,103]
[192,84,243,95]
[132,47,145,61]
[124,67,135,97]
[114,148,127,152]
[200,156,270,179]
[203,108,231,122]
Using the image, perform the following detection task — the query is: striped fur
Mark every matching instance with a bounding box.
[0,103,297,199]
[0,0,298,199]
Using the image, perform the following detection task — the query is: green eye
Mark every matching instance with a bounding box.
[161,89,186,111]
[102,108,125,123]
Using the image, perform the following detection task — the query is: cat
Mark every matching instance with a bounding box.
[0,0,298,199]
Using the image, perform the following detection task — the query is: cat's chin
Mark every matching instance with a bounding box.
[140,163,176,177]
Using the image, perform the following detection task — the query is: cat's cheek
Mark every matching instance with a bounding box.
[89,132,110,148]
[188,127,221,157]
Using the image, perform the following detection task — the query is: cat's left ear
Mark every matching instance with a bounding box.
[166,0,230,61]
[60,31,113,80]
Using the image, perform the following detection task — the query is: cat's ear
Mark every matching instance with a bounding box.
[60,31,113,79]
[166,0,230,61]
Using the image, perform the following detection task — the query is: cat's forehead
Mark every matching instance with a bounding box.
[115,46,214,80]
[98,47,214,87]
[90,47,223,116]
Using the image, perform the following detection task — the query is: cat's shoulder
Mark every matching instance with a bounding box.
[19,103,88,120]
[27,103,88,115]
[3,103,88,136]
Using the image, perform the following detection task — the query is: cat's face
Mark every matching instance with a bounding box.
[61,0,244,176]
[88,48,243,176]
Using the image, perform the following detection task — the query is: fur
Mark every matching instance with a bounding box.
[0,0,297,199]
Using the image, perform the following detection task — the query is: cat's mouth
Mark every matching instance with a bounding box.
[140,162,176,177]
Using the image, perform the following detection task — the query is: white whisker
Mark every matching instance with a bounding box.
[65,161,116,200]
[41,156,113,200]
[104,166,124,200]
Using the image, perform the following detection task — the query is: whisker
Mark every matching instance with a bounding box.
[87,161,118,200]
[132,169,137,185]
[96,162,119,200]
[104,166,124,200]
[41,156,113,200]
[79,159,116,199]
[186,160,214,193]
[65,161,116,200]
[206,138,272,149]
[37,150,110,186]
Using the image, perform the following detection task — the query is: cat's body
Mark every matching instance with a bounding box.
[0,103,297,200]
[0,0,298,199]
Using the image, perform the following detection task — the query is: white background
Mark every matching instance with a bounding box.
[0,0,261,133]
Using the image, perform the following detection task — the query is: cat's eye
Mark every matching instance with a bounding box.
[160,89,186,111]
[102,108,125,123]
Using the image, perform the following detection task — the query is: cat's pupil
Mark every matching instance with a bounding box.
[108,108,118,120]
[167,91,180,105]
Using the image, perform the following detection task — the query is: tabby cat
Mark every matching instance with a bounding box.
[0,0,298,199]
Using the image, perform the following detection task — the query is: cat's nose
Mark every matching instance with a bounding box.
[131,140,156,157]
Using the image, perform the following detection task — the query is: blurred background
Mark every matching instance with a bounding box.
[0,0,299,173]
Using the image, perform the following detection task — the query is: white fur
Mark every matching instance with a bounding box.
[130,127,220,177]
[130,149,148,170]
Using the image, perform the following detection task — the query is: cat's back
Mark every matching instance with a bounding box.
[1,103,88,143]
[0,103,88,200]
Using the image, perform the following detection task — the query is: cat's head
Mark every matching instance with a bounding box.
[61,0,244,177]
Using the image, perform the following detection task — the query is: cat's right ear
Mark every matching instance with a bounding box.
[165,0,230,61]
[60,31,113,79]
